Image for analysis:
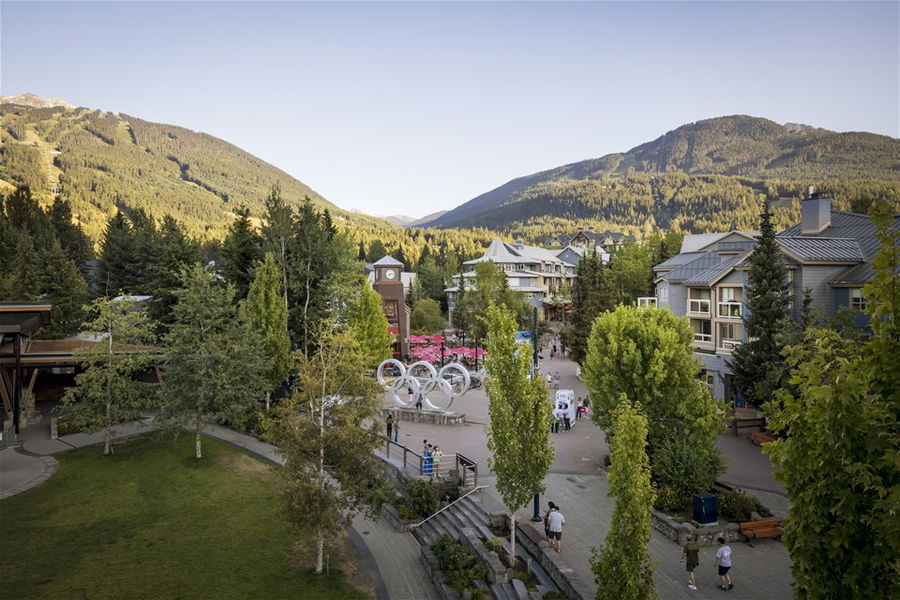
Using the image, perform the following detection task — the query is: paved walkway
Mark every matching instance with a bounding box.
[0,419,437,600]
[388,352,794,599]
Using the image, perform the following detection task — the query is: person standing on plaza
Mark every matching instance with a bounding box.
[576,396,584,420]
[546,505,565,552]
[393,418,399,442]
[681,533,700,591]
[423,444,434,475]
[385,414,394,439]
[563,403,571,431]
[714,537,734,591]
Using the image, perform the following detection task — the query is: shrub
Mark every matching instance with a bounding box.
[652,435,723,507]
[395,497,417,521]
[472,589,490,600]
[542,591,567,600]
[654,485,688,512]
[407,480,437,518]
[716,489,771,522]
[432,534,487,593]
[485,537,504,553]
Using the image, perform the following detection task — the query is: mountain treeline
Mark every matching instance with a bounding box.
[0,103,385,242]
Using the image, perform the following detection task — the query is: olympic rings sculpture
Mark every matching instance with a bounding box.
[376,359,471,411]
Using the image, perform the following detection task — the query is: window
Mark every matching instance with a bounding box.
[693,319,712,343]
[719,288,737,302]
[850,288,867,310]
[658,286,669,304]
[717,288,742,319]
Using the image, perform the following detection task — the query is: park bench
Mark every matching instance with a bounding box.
[731,417,766,435]
[748,431,775,445]
[740,518,783,543]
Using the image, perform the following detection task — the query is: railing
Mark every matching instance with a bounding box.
[637,297,657,308]
[383,439,468,480]
[718,301,742,319]
[384,439,423,474]
[688,299,711,314]
[693,333,712,343]
[456,453,479,488]
[410,485,488,529]
[720,339,742,351]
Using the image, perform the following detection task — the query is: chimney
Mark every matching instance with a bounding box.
[801,187,831,234]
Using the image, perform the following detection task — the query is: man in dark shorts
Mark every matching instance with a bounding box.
[714,537,734,591]
[542,501,557,541]
[681,533,700,591]
[546,506,565,553]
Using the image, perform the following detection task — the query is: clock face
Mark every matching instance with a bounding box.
[384,269,396,280]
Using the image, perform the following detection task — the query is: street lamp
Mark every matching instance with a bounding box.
[528,296,543,522]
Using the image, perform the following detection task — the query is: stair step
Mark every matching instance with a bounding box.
[511,578,530,600]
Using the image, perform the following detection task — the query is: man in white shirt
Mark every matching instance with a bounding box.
[546,507,565,553]
[714,537,734,591]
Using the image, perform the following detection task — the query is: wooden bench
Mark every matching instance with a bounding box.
[740,519,783,543]
[732,417,766,435]
[748,431,775,446]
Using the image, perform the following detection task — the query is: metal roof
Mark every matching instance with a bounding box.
[659,252,724,283]
[776,237,864,263]
[780,210,898,260]
[372,255,404,267]
[654,251,708,271]
[683,253,747,286]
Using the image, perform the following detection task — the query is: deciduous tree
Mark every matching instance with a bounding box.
[345,279,393,370]
[484,303,554,562]
[59,297,156,455]
[269,323,390,574]
[592,396,657,600]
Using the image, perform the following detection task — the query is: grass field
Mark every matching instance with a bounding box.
[0,435,369,600]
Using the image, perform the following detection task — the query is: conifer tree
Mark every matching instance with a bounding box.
[48,197,93,277]
[592,395,657,600]
[261,186,293,311]
[96,212,140,296]
[242,252,292,410]
[221,207,263,300]
[162,265,268,458]
[146,215,201,333]
[484,303,554,562]
[59,297,156,455]
[564,248,612,364]
[727,198,790,410]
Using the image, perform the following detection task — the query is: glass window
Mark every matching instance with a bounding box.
[719,288,737,301]
[658,286,669,303]
[850,289,867,311]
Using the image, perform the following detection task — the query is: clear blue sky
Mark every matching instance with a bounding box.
[2,1,898,218]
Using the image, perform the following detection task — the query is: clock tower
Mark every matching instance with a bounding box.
[372,255,409,359]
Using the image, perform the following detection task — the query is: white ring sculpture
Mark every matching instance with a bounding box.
[377,359,471,411]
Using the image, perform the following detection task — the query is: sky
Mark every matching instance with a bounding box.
[2,1,898,218]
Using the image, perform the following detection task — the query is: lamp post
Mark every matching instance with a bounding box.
[529,296,543,522]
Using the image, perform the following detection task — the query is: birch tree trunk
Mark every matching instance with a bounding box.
[315,396,326,574]
[195,408,203,459]
[510,511,517,565]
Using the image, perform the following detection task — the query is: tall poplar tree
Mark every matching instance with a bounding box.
[592,396,657,600]
[241,252,292,411]
[162,265,268,458]
[484,303,554,562]
[270,322,390,574]
[59,297,156,455]
[727,198,790,410]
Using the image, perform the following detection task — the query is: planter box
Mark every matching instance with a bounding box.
[651,510,741,546]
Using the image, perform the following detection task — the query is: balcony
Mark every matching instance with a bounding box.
[718,301,742,319]
[637,297,657,308]
[694,333,713,343]
[687,299,711,315]
[720,339,742,352]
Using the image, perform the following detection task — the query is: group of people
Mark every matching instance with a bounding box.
[681,535,735,592]
[422,439,443,477]
[551,396,587,433]
[542,502,565,552]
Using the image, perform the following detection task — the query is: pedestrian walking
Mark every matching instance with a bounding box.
[413,386,422,410]
[714,537,734,591]
[681,533,700,591]
[546,506,565,553]
[576,397,584,420]
[543,501,557,541]
[386,414,394,439]
[393,419,399,443]
[552,407,561,433]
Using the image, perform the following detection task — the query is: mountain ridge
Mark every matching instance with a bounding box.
[422,115,900,230]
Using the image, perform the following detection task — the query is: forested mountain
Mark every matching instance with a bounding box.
[423,115,900,236]
[0,99,386,240]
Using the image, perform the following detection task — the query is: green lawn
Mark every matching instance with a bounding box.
[0,436,368,600]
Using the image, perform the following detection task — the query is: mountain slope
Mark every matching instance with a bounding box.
[424,115,900,232]
[0,99,386,240]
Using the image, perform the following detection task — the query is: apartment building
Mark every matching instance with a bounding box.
[445,237,579,322]
[653,193,897,405]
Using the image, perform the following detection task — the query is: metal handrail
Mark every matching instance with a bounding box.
[409,485,488,529]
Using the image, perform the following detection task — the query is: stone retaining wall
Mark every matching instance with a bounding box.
[651,510,741,546]
[516,521,592,600]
